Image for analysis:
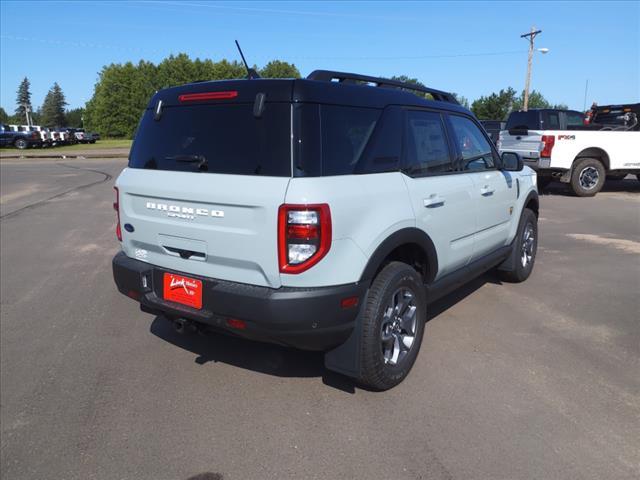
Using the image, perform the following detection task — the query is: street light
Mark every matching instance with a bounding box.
[521,27,549,111]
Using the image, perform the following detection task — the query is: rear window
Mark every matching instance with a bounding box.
[506,111,540,130]
[129,103,291,176]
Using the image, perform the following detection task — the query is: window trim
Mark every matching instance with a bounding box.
[444,112,502,172]
[400,107,459,179]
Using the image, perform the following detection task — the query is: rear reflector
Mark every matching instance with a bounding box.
[178,91,238,102]
[340,296,359,309]
[226,318,246,330]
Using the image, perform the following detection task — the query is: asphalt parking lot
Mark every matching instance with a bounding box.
[1,158,639,480]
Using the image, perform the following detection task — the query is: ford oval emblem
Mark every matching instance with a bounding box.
[124,223,135,233]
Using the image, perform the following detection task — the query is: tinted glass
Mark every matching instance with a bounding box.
[320,105,380,176]
[506,111,540,130]
[448,115,495,170]
[405,111,452,175]
[546,112,560,129]
[566,112,584,127]
[129,103,291,176]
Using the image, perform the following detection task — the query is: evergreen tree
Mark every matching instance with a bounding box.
[40,82,68,127]
[15,77,32,123]
[0,107,9,123]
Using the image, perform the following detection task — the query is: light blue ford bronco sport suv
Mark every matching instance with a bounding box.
[113,70,538,390]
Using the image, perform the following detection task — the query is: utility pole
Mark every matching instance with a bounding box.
[521,27,542,112]
[21,103,32,127]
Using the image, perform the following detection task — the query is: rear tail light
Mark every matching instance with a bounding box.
[278,204,331,274]
[540,135,555,158]
[113,187,122,241]
[178,91,238,102]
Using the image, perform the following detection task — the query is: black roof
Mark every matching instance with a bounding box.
[148,75,470,115]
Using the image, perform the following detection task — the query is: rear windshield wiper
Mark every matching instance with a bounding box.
[165,154,208,171]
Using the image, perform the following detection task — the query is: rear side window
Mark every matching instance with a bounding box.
[404,111,452,175]
[129,103,291,176]
[448,115,495,171]
[546,112,560,129]
[320,105,380,176]
[506,111,540,130]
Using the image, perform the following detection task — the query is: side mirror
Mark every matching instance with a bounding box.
[501,152,524,172]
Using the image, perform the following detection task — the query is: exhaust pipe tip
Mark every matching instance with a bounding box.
[174,318,187,334]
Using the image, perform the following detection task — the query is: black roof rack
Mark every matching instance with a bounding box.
[307,70,459,104]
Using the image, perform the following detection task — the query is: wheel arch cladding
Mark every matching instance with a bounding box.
[575,148,610,170]
[524,191,539,217]
[359,228,438,285]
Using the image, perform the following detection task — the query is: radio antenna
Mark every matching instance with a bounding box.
[235,40,260,79]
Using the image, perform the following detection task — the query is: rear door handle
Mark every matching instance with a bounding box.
[480,185,495,196]
[423,195,445,208]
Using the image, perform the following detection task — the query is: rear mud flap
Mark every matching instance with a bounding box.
[323,292,368,379]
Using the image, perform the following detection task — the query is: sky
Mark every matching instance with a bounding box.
[1,0,638,114]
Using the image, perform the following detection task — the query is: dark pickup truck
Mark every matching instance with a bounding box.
[0,124,43,149]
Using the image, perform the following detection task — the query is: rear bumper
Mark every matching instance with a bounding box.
[112,252,366,351]
[523,157,552,170]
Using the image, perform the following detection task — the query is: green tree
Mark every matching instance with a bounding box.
[65,108,85,128]
[259,60,301,79]
[15,77,32,123]
[452,93,470,109]
[40,82,68,127]
[512,90,552,111]
[0,107,9,123]
[471,87,518,120]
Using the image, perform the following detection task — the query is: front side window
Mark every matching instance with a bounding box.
[404,111,452,175]
[448,115,495,171]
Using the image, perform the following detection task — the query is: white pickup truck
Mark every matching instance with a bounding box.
[498,108,639,196]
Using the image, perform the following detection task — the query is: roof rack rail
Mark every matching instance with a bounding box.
[307,70,459,104]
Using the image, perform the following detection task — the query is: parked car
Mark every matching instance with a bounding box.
[499,108,640,195]
[27,125,53,147]
[112,71,539,390]
[0,124,43,149]
[480,120,505,144]
[65,128,96,144]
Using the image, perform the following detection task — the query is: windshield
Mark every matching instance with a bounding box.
[129,103,292,176]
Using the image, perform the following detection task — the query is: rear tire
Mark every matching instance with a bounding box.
[358,262,426,391]
[499,208,537,283]
[570,157,605,197]
[14,138,28,149]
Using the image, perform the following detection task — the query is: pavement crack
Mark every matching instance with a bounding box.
[0,162,113,221]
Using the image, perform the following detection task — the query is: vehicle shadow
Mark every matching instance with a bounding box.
[150,272,501,394]
[540,177,640,196]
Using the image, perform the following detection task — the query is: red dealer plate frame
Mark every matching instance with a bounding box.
[163,273,202,309]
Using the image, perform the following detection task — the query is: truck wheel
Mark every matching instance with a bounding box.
[537,176,552,190]
[358,262,426,391]
[499,208,537,283]
[570,158,605,197]
[14,138,28,149]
